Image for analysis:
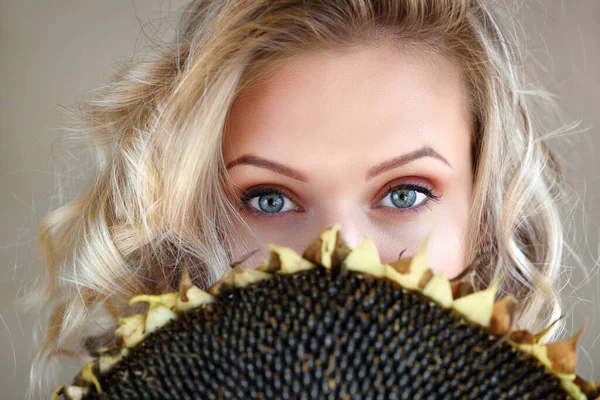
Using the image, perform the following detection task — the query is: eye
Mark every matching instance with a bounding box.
[240,187,301,216]
[238,182,441,219]
[375,183,441,211]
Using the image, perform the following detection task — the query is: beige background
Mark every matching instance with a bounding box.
[1,1,598,398]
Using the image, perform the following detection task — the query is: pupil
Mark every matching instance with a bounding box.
[259,194,284,213]
[391,189,417,208]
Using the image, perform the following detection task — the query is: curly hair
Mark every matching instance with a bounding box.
[25,0,580,397]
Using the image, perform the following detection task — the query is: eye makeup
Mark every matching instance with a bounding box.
[237,179,442,219]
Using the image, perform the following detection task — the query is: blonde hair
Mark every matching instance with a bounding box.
[25,0,579,397]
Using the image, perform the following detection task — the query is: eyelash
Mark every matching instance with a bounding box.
[238,182,442,219]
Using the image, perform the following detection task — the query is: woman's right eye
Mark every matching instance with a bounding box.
[240,188,301,216]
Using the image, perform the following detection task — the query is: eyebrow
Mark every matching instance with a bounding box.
[225,154,310,182]
[365,146,453,180]
[225,146,452,183]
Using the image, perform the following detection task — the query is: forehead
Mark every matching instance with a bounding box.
[223,42,470,179]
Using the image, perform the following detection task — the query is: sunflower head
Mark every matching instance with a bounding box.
[53,224,599,400]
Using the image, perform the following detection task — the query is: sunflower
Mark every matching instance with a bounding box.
[53,225,599,400]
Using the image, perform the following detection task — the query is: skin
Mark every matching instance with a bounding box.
[222,41,473,278]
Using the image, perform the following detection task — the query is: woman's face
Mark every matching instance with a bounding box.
[222,42,473,278]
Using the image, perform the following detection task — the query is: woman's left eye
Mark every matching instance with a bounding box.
[376,184,440,210]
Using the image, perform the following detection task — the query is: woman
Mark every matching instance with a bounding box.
[27,0,578,397]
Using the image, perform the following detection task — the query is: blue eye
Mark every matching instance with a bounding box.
[380,187,426,209]
[256,193,284,213]
[239,183,440,218]
[241,188,300,214]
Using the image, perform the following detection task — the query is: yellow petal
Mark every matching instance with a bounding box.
[129,292,178,310]
[302,223,341,269]
[51,386,64,400]
[452,277,500,328]
[233,268,273,287]
[176,286,216,312]
[207,269,236,296]
[63,385,87,400]
[145,305,178,334]
[385,235,432,291]
[81,361,102,394]
[115,314,147,348]
[422,274,453,308]
[98,350,123,374]
[256,257,270,272]
[560,378,588,400]
[343,236,384,277]
[266,245,315,274]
